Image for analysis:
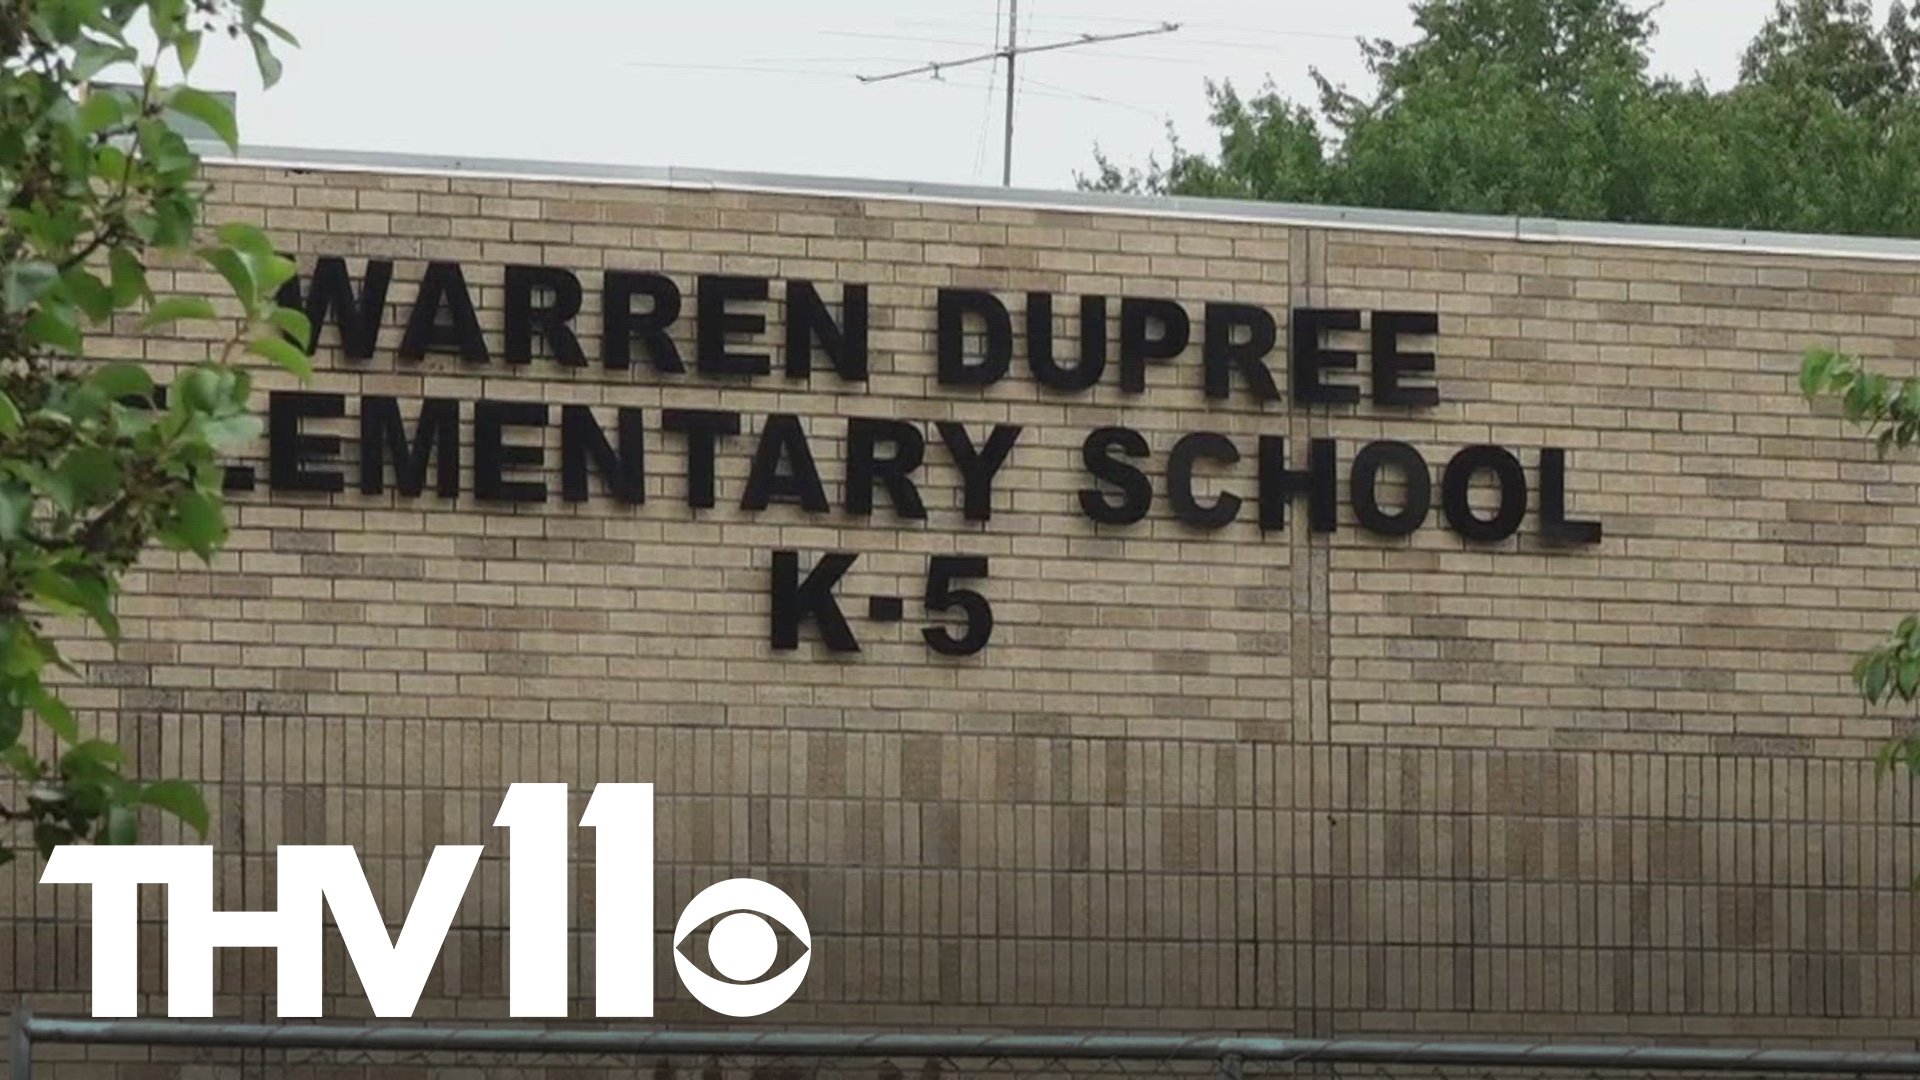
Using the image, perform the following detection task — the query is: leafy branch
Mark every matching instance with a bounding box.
[0,0,304,865]
[1799,346,1920,775]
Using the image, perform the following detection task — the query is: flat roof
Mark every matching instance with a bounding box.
[204,142,1920,266]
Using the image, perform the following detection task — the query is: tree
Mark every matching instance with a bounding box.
[1799,349,1920,772]
[0,0,306,864]
[1085,0,1920,239]
[1740,0,1918,113]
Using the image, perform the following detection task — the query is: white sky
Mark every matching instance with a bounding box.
[191,0,1787,190]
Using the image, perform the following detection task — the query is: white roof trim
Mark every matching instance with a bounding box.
[201,142,1920,265]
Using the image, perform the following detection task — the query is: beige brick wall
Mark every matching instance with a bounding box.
[8,161,1920,1055]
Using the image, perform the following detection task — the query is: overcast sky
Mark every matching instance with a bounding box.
[192,0,1787,190]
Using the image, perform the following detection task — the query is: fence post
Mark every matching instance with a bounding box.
[9,1006,31,1080]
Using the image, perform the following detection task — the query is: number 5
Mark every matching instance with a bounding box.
[923,556,992,656]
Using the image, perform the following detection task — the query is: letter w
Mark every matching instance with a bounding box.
[276,845,482,1017]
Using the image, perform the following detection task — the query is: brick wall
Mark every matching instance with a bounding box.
[7,160,1920,1051]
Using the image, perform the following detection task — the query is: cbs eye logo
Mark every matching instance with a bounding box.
[672,878,812,1016]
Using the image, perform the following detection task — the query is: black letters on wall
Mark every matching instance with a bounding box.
[1167,432,1241,529]
[399,262,489,364]
[662,408,741,509]
[269,391,346,493]
[1441,445,1527,542]
[603,271,684,372]
[1351,441,1432,537]
[938,289,1013,386]
[1028,293,1106,393]
[846,418,928,520]
[1371,311,1440,407]
[938,423,1022,521]
[1539,448,1603,544]
[1119,298,1189,393]
[474,399,548,503]
[1258,437,1337,533]
[1203,303,1281,402]
[504,265,586,366]
[743,413,830,512]
[785,282,868,381]
[561,406,645,505]
[1294,308,1362,406]
[1079,426,1152,526]
[259,261,1606,576]
[360,396,459,497]
[276,257,392,359]
[698,275,772,377]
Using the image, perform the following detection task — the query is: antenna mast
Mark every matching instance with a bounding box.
[857,16,1181,186]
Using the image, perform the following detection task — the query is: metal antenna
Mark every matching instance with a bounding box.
[856,9,1180,186]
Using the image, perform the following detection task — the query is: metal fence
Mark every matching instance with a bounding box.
[12,1011,1920,1080]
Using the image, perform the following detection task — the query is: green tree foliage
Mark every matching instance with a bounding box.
[1800,349,1920,772]
[1086,0,1920,238]
[0,0,305,863]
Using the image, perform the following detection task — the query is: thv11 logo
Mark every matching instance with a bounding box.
[40,783,810,1019]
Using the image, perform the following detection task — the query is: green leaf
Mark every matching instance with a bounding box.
[1865,654,1891,703]
[0,485,29,541]
[78,90,124,134]
[34,824,73,858]
[269,305,312,348]
[27,567,118,643]
[247,333,313,379]
[56,444,121,504]
[0,692,21,752]
[1801,349,1835,398]
[166,88,237,150]
[200,247,256,311]
[64,739,123,768]
[257,253,297,296]
[4,261,59,313]
[258,15,299,46]
[167,488,226,560]
[143,295,216,328]
[1,624,50,678]
[199,414,263,447]
[71,37,137,82]
[89,362,154,401]
[1897,656,1919,701]
[141,780,208,838]
[44,0,82,42]
[176,29,201,75]
[0,392,20,437]
[38,633,76,679]
[248,28,283,89]
[108,249,148,307]
[215,222,274,258]
[223,365,252,408]
[177,366,226,412]
[62,268,114,323]
[104,805,138,846]
[2,745,40,778]
[16,462,74,513]
[25,685,79,744]
[26,307,81,354]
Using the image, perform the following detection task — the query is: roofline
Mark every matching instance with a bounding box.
[202,142,1920,265]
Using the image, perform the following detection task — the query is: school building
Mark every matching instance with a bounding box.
[9,146,1920,1050]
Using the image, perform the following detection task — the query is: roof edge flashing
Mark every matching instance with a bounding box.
[195,141,1920,264]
